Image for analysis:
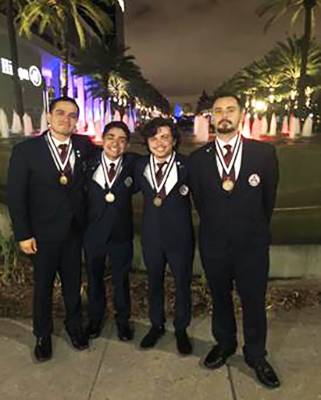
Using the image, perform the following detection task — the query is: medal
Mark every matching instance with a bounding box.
[59,174,68,185]
[222,178,234,192]
[153,196,163,207]
[46,133,73,181]
[105,192,115,203]
[101,153,122,192]
[149,152,176,203]
[215,135,242,191]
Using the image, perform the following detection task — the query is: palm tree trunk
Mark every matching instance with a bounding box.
[297,0,316,116]
[6,0,24,120]
[61,45,69,97]
[61,23,69,97]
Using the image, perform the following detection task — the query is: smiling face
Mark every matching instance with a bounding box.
[102,127,129,160]
[47,100,79,139]
[147,125,176,162]
[212,96,242,138]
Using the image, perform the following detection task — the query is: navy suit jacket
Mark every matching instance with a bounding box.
[135,153,194,253]
[188,138,279,253]
[84,151,139,258]
[7,132,96,242]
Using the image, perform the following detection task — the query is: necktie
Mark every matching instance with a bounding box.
[156,162,167,199]
[222,144,235,183]
[108,162,116,181]
[58,144,72,178]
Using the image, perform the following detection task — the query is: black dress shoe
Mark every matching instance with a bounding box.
[246,358,280,389]
[66,328,89,351]
[87,320,103,339]
[34,336,52,362]
[117,323,134,341]
[175,330,192,355]
[140,325,165,349]
[203,345,236,369]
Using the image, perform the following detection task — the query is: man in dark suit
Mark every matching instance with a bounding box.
[188,94,280,388]
[7,96,95,362]
[135,118,194,355]
[84,121,138,341]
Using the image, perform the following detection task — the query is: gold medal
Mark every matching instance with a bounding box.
[222,178,234,192]
[105,192,115,203]
[59,174,68,185]
[153,196,162,207]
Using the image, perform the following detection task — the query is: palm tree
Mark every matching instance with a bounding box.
[256,0,321,115]
[0,0,25,118]
[17,0,114,96]
[271,37,321,95]
[73,39,170,114]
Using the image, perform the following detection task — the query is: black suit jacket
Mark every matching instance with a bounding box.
[7,132,96,242]
[188,138,279,252]
[84,151,139,257]
[135,153,194,252]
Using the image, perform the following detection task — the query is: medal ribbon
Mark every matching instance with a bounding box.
[46,132,73,174]
[149,151,176,195]
[101,153,123,189]
[215,134,242,177]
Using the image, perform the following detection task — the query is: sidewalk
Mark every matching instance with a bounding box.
[1,307,321,400]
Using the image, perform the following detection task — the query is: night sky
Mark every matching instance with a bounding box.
[125,0,321,107]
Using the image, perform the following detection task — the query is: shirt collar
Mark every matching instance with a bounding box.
[50,133,71,147]
[102,152,122,167]
[153,152,175,165]
[216,133,240,150]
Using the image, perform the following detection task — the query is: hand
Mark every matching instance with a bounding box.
[19,237,38,254]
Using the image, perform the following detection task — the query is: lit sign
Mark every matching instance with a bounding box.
[0,57,43,87]
[117,0,125,12]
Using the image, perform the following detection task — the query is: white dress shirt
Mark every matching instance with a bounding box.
[215,134,243,180]
[93,153,122,189]
[143,153,178,195]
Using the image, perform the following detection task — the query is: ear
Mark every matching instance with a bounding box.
[46,113,51,125]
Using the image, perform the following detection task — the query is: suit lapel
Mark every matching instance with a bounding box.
[38,133,62,183]
[203,143,223,193]
[168,156,186,195]
[229,139,251,195]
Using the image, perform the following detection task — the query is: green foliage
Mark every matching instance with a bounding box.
[0,231,19,285]
[16,0,113,49]
[212,36,321,104]
[256,0,321,33]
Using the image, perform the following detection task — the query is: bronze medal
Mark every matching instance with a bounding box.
[153,196,162,207]
[59,174,68,185]
[105,192,115,203]
[222,178,234,192]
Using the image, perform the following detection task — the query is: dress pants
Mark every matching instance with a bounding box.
[142,243,193,331]
[86,241,133,325]
[32,225,82,338]
[201,241,269,361]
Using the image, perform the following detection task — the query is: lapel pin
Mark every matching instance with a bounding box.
[248,173,261,187]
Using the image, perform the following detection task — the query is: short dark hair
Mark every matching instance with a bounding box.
[102,121,131,140]
[212,92,242,109]
[141,117,180,150]
[49,96,80,115]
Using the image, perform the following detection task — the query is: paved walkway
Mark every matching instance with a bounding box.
[1,307,321,400]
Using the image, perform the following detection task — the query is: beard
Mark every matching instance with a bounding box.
[216,120,236,134]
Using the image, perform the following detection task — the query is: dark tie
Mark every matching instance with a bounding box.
[156,162,167,199]
[108,162,116,181]
[222,144,235,182]
[58,144,72,178]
